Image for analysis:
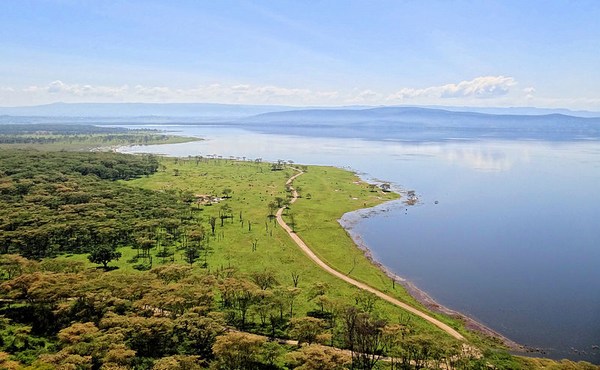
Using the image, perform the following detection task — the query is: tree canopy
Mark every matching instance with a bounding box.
[0,150,191,259]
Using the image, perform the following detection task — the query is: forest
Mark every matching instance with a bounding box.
[0,124,196,149]
[0,150,190,260]
[0,149,597,370]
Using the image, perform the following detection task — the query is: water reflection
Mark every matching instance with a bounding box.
[124,126,533,173]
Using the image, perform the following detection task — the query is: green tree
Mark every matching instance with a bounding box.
[152,355,206,370]
[251,269,279,290]
[289,317,326,345]
[212,332,266,370]
[342,307,387,370]
[173,312,225,359]
[88,246,122,269]
[285,345,350,370]
[209,216,217,236]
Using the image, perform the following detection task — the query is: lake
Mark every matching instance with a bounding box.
[120,124,600,363]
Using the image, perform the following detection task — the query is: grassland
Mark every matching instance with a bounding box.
[109,158,474,339]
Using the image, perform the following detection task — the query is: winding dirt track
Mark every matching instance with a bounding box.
[276,169,465,341]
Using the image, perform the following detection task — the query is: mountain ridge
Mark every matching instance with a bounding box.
[0,102,598,119]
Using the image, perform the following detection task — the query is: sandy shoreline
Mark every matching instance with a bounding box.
[338,200,524,351]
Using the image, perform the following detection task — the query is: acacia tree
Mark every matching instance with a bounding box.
[219,278,260,329]
[354,291,378,314]
[0,254,37,279]
[251,269,279,290]
[184,245,200,265]
[291,271,300,287]
[88,246,121,269]
[184,228,205,266]
[381,323,412,370]
[152,355,205,370]
[289,317,326,345]
[274,197,286,208]
[286,287,302,317]
[219,204,233,227]
[39,322,136,369]
[288,212,297,232]
[209,216,217,236]
[343,307,388,370]
[173,312,225,359]
[136,237,154,258]
[309,282,329,312]
[285,345,350,370]
[267,201,278,217]
[212,332,266,370]
[252,290,275,327]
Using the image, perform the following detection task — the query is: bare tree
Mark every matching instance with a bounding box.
[209,216,217,236]
[291,272,300,287]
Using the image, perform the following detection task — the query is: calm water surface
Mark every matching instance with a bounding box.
[121,125,600,362]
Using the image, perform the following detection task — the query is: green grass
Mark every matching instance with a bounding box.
[287,166,403,294]
[118,158,470,339]
[286,166,473,331]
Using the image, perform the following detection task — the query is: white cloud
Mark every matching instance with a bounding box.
[231,84,251,92]
[11,80,341,105]
[523,87,536,100]
[133,85,173,97]
[4,78,599,110]
[47,80,66,93]
[25,80,129,98]
[388,76,517,101]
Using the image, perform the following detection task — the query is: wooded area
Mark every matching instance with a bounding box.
[0,124,195,148]
[0,150,191,259]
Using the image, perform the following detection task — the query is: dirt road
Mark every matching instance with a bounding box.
[276,169,465,341]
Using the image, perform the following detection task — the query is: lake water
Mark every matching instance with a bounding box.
[120,124,600,363]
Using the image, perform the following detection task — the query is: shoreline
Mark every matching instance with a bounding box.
[338,200,524,352]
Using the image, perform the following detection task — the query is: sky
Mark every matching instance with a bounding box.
[1,0,599,109]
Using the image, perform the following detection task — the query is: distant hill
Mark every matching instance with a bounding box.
[239,107,600,141]
[414,105,600,118]
[1,103,599,141]
[1,102,598,119]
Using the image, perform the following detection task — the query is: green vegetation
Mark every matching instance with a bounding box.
[0,124,198,150]
[0,150,191,259]
[0,143,597,369]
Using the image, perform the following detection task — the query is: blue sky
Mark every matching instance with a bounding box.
[1,0,599,109]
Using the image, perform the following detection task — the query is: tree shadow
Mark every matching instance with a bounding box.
[95,266,119,272]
